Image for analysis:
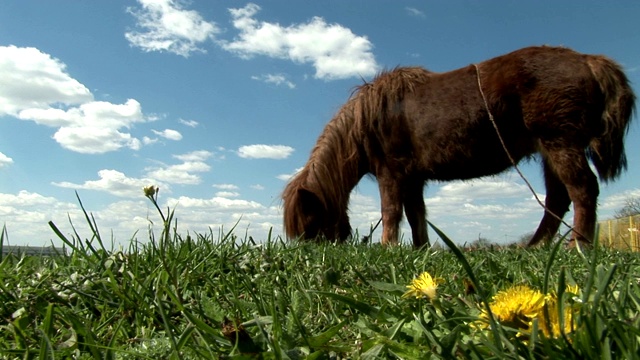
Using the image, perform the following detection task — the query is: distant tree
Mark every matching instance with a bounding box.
[466,236,493,249]
[516,230,569,245]
[614,197,640,219]
[517,231,535,245]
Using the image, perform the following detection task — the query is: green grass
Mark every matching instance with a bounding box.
[1,192,640,359]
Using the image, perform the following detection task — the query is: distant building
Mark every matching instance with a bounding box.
[1,245,67,257]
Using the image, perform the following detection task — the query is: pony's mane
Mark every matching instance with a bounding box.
[355,67,432,126]
[283,67,432,238]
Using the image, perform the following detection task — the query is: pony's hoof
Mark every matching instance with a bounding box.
[565,239,592,250]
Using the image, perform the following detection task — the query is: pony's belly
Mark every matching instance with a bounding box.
[414,138,535,181]
[421,156,517,181]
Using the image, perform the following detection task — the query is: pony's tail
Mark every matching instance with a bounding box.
[586,55,636,182]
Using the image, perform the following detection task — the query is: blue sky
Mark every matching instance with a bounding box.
[1,1,639,247]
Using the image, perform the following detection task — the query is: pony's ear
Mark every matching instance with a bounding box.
[298,188,324,214]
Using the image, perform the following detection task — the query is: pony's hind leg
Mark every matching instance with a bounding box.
[528,160,571,246]
[540,146,599,246]
[403,179,429,248]
[377,174,403,246]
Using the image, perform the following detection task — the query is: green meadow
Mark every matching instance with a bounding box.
[1,193,640,359]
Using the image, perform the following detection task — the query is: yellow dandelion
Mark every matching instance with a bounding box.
[548,283,582,308]
[534,294,576,338]
[479,285,547,330]
[565,284,580,296]
[473,284,581,338]
[550,284,580,298]
[402,272,439,299]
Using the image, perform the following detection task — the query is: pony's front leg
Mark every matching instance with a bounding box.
[403,179,429,248]
[378,175,403,246]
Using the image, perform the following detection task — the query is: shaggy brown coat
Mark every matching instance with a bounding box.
[283,46,636,248]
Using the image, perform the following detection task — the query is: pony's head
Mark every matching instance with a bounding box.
[282,169,351,242]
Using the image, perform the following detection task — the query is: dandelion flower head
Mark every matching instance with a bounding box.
[403,271,438,299]
[534,294,576,338]
[143,185,158,197]
[480,285,546,330]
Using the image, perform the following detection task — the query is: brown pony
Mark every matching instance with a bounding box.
[282,46,635,248]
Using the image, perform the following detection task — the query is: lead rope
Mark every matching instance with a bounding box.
[472,63,577,239]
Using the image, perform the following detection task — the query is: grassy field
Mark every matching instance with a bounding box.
[1,192,640,359]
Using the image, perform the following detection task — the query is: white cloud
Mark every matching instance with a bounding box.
[143,136,158,145]
[52,126,143,153]
[52,169,161,198]
[0,189,285,247]
[438,178,530,201]
[216,191,240,198]
[0,45,93,117]
[1,46,153,154]
[458,202,530,219]
[0,152,13,168]
[125,0,219,57]
[251,74,296,89]
[173,150,213,162]
[0,191,82,246]
[152,128,183,140]
[349,192,383,226]
[424,177,542,221]
[0,190,59,207]
[222,3,379,80]
[90,200,155,238]
[123,3,379,80]
[250,184,265,190]
[167,195,263,211]
[213,183,239,190]
[405,7,425,18]
[277,167,303,181]
[156,196,283,242]
[18,99,144,128]
[145,150,213,185]
[18,99,150,154]
[238,144,294,159]
[179,118,199,127]
[146,163,209,185]
[599,188,640,213]
[52,151,213,198]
